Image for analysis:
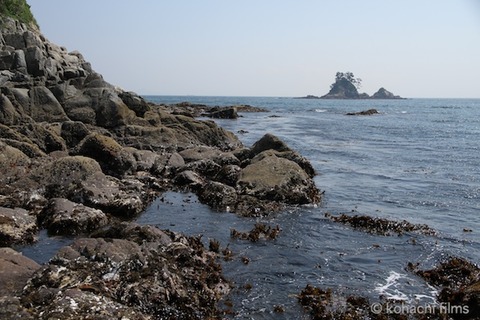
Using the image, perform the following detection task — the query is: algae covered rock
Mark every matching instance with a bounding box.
[22,223,230,319]
[74,133,136,177]
[0,206,37,246]
[238,151,320,204]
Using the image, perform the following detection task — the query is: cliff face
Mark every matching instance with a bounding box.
[0,15,138,127]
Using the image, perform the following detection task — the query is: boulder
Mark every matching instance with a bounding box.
[206,106,238,119]
[39,198,109,235]
[214,164,242,187]
[0,248,40,295]
[74,133,136,177]
[250,133,292,156]
[249,134,315,177]
[345,109,379,116]
[118,91,151,117]
[0,207,37,246]
[0,93,23,125]
[237,151,320,205]
[198,181,237,211]
[16,122,67,153]
[60,121,90,148]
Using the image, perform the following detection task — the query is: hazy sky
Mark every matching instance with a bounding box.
[28,0,480,98]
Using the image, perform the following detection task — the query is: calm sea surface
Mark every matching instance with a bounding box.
[22,96,480,319]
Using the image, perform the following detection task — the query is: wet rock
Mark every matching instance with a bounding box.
[326,213,437,236]
[181,159,222,179]
[152,152,185,176]
[198,181,237,211]
[298,285,372,319]
[22,224,230,319]
[345,108,379,116]
[214,164,242,186]
[39,156,144,217]
[0,248,40,296]
[237,151,320,204]
[74,132,136,177]
[231,223,281,242]
[39,198,109,235]
[0,207,37,246]
[234,195,285,217]
[173,170,205,188]
[408,256,479,319]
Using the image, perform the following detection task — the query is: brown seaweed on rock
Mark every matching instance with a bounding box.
[326,213,437,236]
[230,223,281,242]
[408,257,480,319]
[20,223,230,320]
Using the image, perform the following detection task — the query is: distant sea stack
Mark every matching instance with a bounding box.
[298,72,404,99]
[371,87,404,99]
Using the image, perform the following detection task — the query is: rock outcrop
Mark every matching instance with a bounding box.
[321,77,364,99]
[372,87,404,99]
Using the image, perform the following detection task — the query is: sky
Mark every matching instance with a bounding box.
[27,0,480,98]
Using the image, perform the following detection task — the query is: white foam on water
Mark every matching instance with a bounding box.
[315,109,327,113]
[374,271,409,301]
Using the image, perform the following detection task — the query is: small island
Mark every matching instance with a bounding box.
[298,72,404,99]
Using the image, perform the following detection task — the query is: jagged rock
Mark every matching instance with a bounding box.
[0,248,40,295]
[0,206,37,246]
[39,198,109,235]
[74,133,136,177]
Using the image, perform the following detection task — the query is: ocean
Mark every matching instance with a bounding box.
[21,96,480,319]
[142,96,480,318]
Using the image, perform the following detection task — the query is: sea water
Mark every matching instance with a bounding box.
[20,96,480,319]
[141,96,480,318]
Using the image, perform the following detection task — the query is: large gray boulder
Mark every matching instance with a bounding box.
[237,151,320,205]
[74,133,136,177]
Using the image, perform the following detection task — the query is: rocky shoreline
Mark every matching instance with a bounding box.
[0,14,321,318]
[1,12,478,320]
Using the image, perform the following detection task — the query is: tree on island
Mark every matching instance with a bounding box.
[322,71,364,99]
[332,72,362,90]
